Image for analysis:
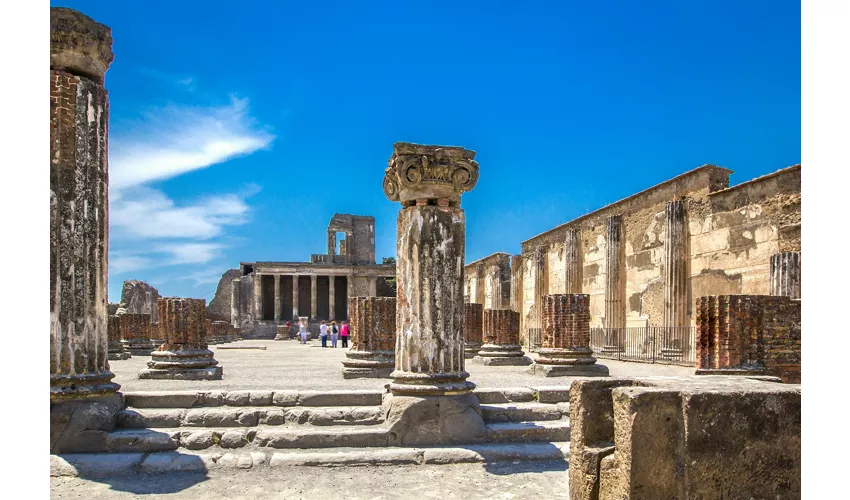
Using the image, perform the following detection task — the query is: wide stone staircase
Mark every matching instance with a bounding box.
[52,386,572,475]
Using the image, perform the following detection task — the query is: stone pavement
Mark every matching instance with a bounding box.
[111,340,692,392]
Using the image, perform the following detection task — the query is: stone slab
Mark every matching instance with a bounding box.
[139,451,217,473]
[341,366,393,379]
[527,363,610,378]
[473,387,536,404]
[138,366,223,381]
[50,453,143,477]
[270,449,422,467]
[532,386,574,404]
[471,356,533,366]
[216,346,267,350]
[297,390,383,407]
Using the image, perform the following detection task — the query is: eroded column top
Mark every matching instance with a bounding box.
[50,7,114,80]
[383,142,479,206]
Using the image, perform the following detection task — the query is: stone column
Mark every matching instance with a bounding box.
[230,278,240,328]
[489,265,503,309]
[253,272,263,321]
[328,231,337,263]
[603,214,625,353]
[463,303,484,359]
[770,252,801,300]
[50,7,123,454]
[292,274,300,319]
[342,297,396,378]
[368,276,378,297]
[121,313,154,355]
[510,254,523,313]
[139,298,222,380]
[107,315,130,360]
[530,294,608,377]
[310,274,318,319]
[530,246,548,349]
[273,274,281,321]
[662,200,689,359]
[564,227,582,294]
[211,321,230,343]
[329,275,336,320]
[381,142,484,446]
[474,309,532,365]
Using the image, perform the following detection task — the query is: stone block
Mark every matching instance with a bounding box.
[527,363,610,377]
[384,393,486,447]
[50,393,124,454]
[297,390,383,407]
[271,391,299,407]
[123,391,202,408]
[473,387,536,404]
[138,366,223,381]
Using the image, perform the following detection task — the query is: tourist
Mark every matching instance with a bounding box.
[320,320,328,347]
[286,320,292,339]
[340,321,349,348]
[299,320,308,344]
[330,321,339,348]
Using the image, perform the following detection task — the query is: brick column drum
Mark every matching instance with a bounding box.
[381,142,485,446]
[121,313,155,355]
[139,298,222,380]
[463,303,484,359]
[107,315,130,360]
[211,320,231,344]
[529,294,608,377]
[473,309,532,366]
[205,319,217,345]
[341,297,396,378]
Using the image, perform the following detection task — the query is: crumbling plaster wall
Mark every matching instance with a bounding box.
[463,253,511,309]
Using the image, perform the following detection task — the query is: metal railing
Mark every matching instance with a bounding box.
[589,327,696,366]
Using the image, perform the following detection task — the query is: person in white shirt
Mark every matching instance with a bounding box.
[299,320,308,344]
[320,321,328,348]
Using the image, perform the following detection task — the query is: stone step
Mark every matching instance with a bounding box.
[123,389,384,409]
[51,442,571,476]
[472,386,572,405]
[485,420,571,443]
[481,402,569,423]
[118,405,384,429]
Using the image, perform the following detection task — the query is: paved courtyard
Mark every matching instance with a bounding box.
[111,339,693,392]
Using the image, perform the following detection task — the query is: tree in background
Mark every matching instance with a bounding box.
[382,257,397,294]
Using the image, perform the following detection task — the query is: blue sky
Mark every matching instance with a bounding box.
[50,1,801,303]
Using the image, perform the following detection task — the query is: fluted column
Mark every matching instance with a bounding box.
[530,246,548,349]
[510,254,523,313]
[662,200,689,359]
[273,274,281,321]
[50,7,118,403]
[603,215,625,352]
[292,274,300,319]
[770,252,801,300]
[564,228,582,294]
[530,294,608,377]
[489,265,503,309]
[139,298,222,380]
[230,278,239,327]
[253,272,263,321]
[463,303,484,359]
[474,309,532,365]
[310,274,318,319]
[329,275,336,320]
[341,297,396,378]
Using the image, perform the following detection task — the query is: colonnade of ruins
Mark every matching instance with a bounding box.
[250,272,379,321]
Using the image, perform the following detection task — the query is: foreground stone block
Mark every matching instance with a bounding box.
[139,298,222,380]
[473,309,532,366]
[342,297,396,378]
[569,376,800,500]
[529,294,607,377]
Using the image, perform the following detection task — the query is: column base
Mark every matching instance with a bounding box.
[274,334,291,341]
[107,351,131,361]
[389,371,475,396]
[138,366,223,380]
[50,371,120,400]
[141,348,222,380]
[341,350,394,379]
[127,341,158,356]
[472,344,533,366]
[528,363,610,377]
[659,347,684,360]
[383,393,486,446]
[601,344,624,354]
[50,393,124,454]
[464,342,482,359]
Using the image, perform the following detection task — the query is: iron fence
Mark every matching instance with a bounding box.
[590,327,696,366]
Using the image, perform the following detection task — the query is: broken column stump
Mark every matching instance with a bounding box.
[473,309,532,366]
[274,324,291,341]
[139,297,222,380]
[211,320,230,344]
[529,294,608,377]
[341,297,396,378]
[50,7,123,454]
[121,313,156,355]
[463,303,484,359]
[381,142,485,446]
[107,315,130,360]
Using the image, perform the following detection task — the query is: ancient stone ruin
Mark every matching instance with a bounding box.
[139,297,222,380]
[528,294,608,377]
[341,297,396,378]
[118,279,161,323]
[107,315,131,360]
[473,309,532,366]
[120,313,156,355]
[463,302,484,359]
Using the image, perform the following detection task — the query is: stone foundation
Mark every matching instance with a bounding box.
[569,376,800,499]
[463,303,483,359]
[139,298,222,380]
[473,309,532,366]
[342,297,396,379]
[529,294,608,377]
[695,295,801,383]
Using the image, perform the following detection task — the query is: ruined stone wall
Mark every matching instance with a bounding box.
[351,216,376,265]
[518,165,800,344]
[119,280,161,323]
[463,253,511,309]
[351,276,371,297]
[231,275,255,330]
[207,269,240,321]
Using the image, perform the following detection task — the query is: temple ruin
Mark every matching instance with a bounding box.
[228,213,396,337]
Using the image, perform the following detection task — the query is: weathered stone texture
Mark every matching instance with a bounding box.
[463,303,483,345]
[770,251,801,299]
[532,294,607,377]
[230,275,254,330]
[695,294,801,383]
[119,280,161,323]
[463,253,511,310]
[50,6,117,400]
[569,376,800,500]
[342,297,396,378]
[475,309,531,366]
[207,269,240,321]
[106,315,129,360]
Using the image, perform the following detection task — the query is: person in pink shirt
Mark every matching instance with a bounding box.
[340,321,350,348]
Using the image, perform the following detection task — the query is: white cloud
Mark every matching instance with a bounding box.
[155,242,227,265]
[178,268,229,287]
[109,254,153,275]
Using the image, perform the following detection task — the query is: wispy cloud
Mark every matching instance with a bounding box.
[178,267,229,287]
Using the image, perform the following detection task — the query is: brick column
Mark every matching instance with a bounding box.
[329,275,336,320]
[463,303,484,359]
[382,142,484,446]
[107,315,130,360]
[341,297,396,378]
[120,313,154,355]
[770,252,801,299]
[310,274,318,319]
[292,274,300,319]
[273,274,281,321]
[139,298,222,380]
[211,320,230,343]
[603,214,625,353]
[530,294,608,377]
[564,228,582,294]
[474,309,532,366]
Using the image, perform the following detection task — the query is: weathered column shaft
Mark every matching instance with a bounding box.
[292,274,299,318]
[564,227,582,294]
[230,278,239,327]
[329,275,336,320]
[489,265,502,309]
[531,246,548,347]
[273,274,281,321]
[50,7,118,400]
[604,215,625,350]
[663,200,688,329]
[770,252,801,299]
[510,254,523,313]
[253,273,263,320]
[310,274,318,318]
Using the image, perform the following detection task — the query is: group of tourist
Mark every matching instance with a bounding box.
[288,319,349,347]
